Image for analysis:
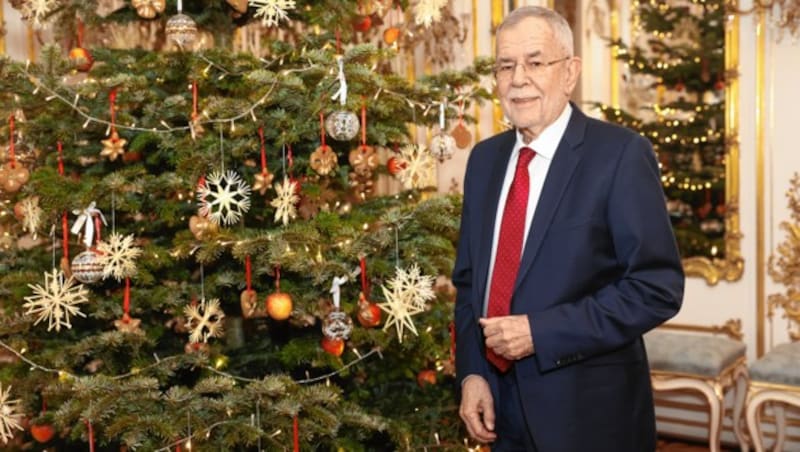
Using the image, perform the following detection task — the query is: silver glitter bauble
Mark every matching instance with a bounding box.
[165,13,198,49]
[322,310,353,340]
[430,132,456,162]
[325,110,360,141]
[71,249,104,284]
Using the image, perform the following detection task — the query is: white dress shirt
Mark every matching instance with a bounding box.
[482,103,572,315]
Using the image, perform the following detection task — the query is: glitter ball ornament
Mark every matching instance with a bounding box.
[322,309,353,340]
[165,13,198,49]
[71,249,104,284]
[430,132,456,162]
[325,110,360,141]
[68,47,94,72]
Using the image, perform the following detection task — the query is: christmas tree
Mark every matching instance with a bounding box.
[594,0,727,259]
[0,1,492,449]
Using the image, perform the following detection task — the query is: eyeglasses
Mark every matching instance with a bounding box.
[493,56,571,81]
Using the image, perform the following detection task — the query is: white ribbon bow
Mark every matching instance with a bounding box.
[330,56,348,106]
[71,202,107,248]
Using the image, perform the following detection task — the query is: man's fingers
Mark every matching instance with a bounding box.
[481,398,496,431]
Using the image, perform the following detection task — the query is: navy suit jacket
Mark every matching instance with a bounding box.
[453,105,684,451]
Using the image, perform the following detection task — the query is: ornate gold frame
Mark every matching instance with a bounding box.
[681,9,744,285]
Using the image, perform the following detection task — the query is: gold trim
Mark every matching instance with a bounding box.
[681,7,743,285]
[756,10,767,357]
[473,0,480,143]
[491,0,503,133]
[0,0,5,56]
[749,380,800,393]
[659,319,744,341]
[609,3,620,109]
[650,356,746,383]
[27,23,36,62]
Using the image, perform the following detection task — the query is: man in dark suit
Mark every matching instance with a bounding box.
[453,6,684,451]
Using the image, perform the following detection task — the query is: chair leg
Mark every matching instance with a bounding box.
[773,403,786,452]
[732,365,750,451]
[746,390,767,452]
[652,377,722,452]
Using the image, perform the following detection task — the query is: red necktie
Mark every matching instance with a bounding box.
[486,147,536,372]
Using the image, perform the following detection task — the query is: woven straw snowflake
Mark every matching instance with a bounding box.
[250,0,296,27]
[397,144,435,189]
[270,178,299,226]
[21,0,58,26]
[96,232,142,281]
[23,269,89,332]
[0,383,23,445]
[378,264,436,343]
[413,0,447,28]
[184,298,225,344]
[18,196,43,237]
[197,170,252,226]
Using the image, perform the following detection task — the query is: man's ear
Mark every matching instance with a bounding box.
[564,57,582,95]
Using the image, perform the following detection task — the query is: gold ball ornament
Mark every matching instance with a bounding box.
[188,214,219,240]
[266,291,293,320]
[450,123,473,149]
[68,47,94,72]
[71,249,104,284]
[0,162,30,192]
[309,145,338,176]
[166,13,198,49]
[131,0,166,19]
[348,145,378,177]
[325,110,360,141]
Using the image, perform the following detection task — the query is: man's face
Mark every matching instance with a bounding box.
[495,17,580,141]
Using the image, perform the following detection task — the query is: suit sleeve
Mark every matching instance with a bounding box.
[452,151,490,385]
[531,133,684,373]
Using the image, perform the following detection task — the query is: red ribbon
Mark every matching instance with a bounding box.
[123,277,131,322]
[93,215,103,246]
[84,420,95,452]
[275,265,281,292]
[458,97,465,126]
[77,19,85,48]
[335,29,342,54]
[293,415,299,452]
[318,112,326,148]
[245,255,252,291]
[287,143,294,171]
[360,103,367,147]
[109,88,118,136]
[359,256,368,297]
[258,126,268,173]
[62,212,69,261]
[42,396,47,413]
[191,81,199,121]
[57,141,64,175]
[8,114,16,169]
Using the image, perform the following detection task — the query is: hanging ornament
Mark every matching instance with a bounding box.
[266,266,293,320]
[396,144,435,188]
[353,15,372,32]
[23,269,89,332]
[240,256,264,319]
[323,274,354,343]
[189,81,205,139]
[0,115,30,193]
[132,0,166,19]
[378,264,436,343]
[70,203,107,284]
[270,178,299,225]
[253,127,274,194]
[114,278,143,334]
[100,89,126,161]
[674,80,685,92]
[30,422,54,443]
[325,56,360,141]
[413,0,447,28]
[68,20,93,72]
[20,0,58,27]
[197,170,252,226]
[96,233,142,281]
[321,336,345,357]
[226,0,249,14]
[251,0,297,27]
[430,102,456,162]
[311,114,338,175]
[416,369,437,387]
[188,214,219,240]
[383,26,401,45]
[386,145,407,176]
[450,97,472,149]
[348,106,378,178]
[166,1,198,50]
[714,77,725,92]
[184,297,226,343]
[355,257,381,328]
[0,383,23,445]
[14,196,43,238]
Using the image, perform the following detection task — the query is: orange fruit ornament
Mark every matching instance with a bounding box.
[353,15,372,32]
[356,292,381,328]
[266,291,293,320]
[386,156,406,175]
[417,369,437,387]
[383,27,401,45]
[321,337,345,357]
[68,47,94,72]
[31,423,55,443]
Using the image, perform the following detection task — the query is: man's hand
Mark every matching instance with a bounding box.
[480,315,534,360]
[459,375,497,444]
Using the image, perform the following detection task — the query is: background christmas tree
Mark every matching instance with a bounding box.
[0,0,492,449]
[594,0,727,259]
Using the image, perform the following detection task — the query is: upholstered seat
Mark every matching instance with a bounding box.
[645,330,749,452]
[746,342,800,452]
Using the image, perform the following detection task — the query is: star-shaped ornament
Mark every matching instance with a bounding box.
[100,131,127,161]
[253,170,275,195]
[114,315,143,334]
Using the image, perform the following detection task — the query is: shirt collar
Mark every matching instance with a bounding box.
[513,103,572,161]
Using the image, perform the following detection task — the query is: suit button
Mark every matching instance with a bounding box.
[555,360,563,366]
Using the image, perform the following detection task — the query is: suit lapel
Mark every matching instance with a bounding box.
[514,107,588,293]
[475,131,516,311]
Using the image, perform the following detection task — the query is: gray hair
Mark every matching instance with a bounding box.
[496,6,574,57]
